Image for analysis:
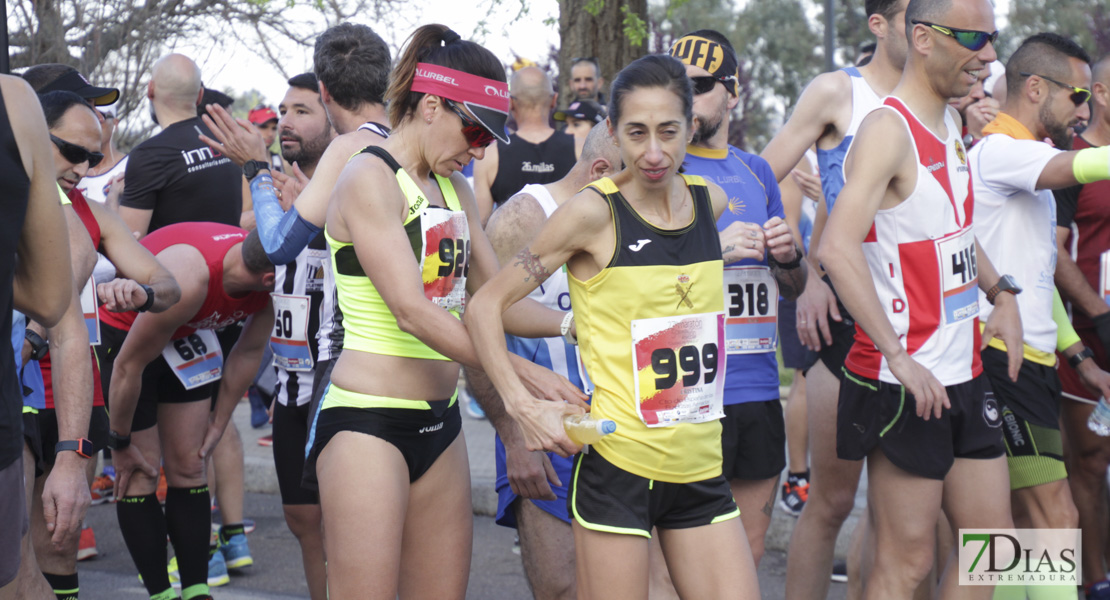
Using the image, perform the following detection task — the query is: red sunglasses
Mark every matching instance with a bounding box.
[444,99,495,148]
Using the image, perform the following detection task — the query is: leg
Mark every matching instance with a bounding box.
[845,504,869,600]
[211,421,245,526]
[647,534,679,600]
[786,370,810,474]
[317,431,409,599]
[936,456,1014,600]
[785,361,864,600]
[1061,398,1110,588]
[730,475,779,566]
[864,449,944,600]
[158,401,215,596]
[114,424,170,596]
[573,524,651,600]
[397,434,473,599]
[1012,479,1078,530]
[513,499,576,600]
[2,446,52,600]
[657,518,760,600]
[282,504,326,600]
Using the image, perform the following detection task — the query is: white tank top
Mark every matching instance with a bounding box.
[845,97,982,386]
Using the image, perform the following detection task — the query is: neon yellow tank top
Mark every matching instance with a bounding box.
[326,146,470,360]
[570,175,726,483]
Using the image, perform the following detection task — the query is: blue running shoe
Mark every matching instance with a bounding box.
[1088,580,1110,600]
[460,387,485,420]
[247,386,271,429]
[219,533,254,570]
[166,551,229,587]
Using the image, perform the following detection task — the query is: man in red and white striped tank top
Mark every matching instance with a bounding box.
[819,0,1024,597]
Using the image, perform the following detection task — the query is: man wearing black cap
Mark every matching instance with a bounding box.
[554,99,605,155]
[21,64,120,108]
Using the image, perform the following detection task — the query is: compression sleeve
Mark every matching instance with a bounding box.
[251,172,322,265]
[1055,287,1082,352]
[1073,145,1110,184]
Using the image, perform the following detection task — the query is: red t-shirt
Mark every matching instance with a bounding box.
[1055,134,1110,332]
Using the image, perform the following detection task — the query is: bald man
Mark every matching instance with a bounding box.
[473,66,577,226]
[119,53,243,238]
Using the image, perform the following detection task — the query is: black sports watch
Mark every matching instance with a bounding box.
[243,159,271,181]
[55,438,94,459]
[986,274,1022,305]
[1068,347,1096,369]
[136,283,156,312]
[24,329,48,361]
[107,430,131,451]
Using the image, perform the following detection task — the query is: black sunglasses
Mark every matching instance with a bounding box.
[911,20,999,51]
[690,75,737,97]
[50,134,104,168]
[443,100,495,149]
[1020,72,1092,106]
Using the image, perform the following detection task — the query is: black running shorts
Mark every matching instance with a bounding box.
[720,400,786,481]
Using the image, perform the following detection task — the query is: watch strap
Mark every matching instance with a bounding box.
[136,283,155,312]
[1069,347,1096,369]
[243,159,271,180]
[560,311,577,346]
[24,329,48,361]
[55,439,93,459]
[108,430,131,450]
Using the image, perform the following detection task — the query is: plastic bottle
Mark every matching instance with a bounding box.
[563,414,617,445]
[1088,397,1110,437]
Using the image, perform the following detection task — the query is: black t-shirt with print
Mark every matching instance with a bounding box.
[121,117,242,232]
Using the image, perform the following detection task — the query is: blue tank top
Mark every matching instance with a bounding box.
[12,312,44,411]
[816,67,883,215]
[683,145,784,405]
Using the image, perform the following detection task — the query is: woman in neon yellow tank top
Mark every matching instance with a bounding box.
[468,55,761,598]
[311,24,585,599]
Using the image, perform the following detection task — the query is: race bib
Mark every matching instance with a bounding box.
[270,294,312,372]
[937,227,979,325]
[723,266,778,354]
[160,330,222,390]
[420,209,469,311]
[1100,251,1110,306]
[575,345,595,397]
[79,277,100,346]
[631,312,725,427]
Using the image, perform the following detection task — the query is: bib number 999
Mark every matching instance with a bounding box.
[438,238,470,278]
[651,343,719,390]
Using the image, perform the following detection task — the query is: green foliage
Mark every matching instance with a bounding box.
[622,6,648,47]
[584,0,606,17]
[1003,0,1110,58]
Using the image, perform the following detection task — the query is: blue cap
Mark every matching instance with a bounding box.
[600,420,617,435]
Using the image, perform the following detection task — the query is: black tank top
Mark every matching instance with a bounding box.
[0,84,32,469]
[489,131,576,207]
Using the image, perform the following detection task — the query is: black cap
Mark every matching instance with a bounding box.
[554,100,606,124]
[38,68,119,106]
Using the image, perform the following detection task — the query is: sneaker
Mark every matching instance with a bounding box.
[248,385,271,429]
[256,434,273,447]
[1088,580,1110,600]
[511,534,521,556]
[779,474,809,517]
[156,467,167,504]
[168,552,230,587]
[830,560,848,583]
[219,533,254,570]
[76,526,98,561]
[90,472,114,505]
[460,387,485,420]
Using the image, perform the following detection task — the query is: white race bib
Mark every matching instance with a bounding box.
[937,227,979,325]
[79,277,100,346]
[630,312,726,427]
[723,266,778,354]
[419,209,469,311]
[1100,251,1110,306]
[160,330,223,390]
[270,294,313,372]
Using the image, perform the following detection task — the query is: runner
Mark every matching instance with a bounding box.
[758,1,908,595]
[469,122,620,599]
[670,28,806,566]
[468,53,760,600]
[307,24,583,598]
[96,223,274,600]
[819,1,1020,597]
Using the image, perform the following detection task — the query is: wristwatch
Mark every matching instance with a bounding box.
[136,283,155,312]
[107,430,131,450]
[1068,347,1096,369]
[561,311,577,346]
[769,245,804,270]
[55,438,94,459]
[24,329,48,361]
[986,274,1022,305]
[243,159,271,181]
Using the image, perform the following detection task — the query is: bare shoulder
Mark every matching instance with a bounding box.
[487,192,546,235]
[700,179,729,218]
[2,76,47,172]
[792,70,853,117]
[474,143,499,176]
[156,244,208,286]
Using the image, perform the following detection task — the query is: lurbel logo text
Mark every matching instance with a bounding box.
[485,85,510,99]
[959,529,1080,586]
[417,69,456,86]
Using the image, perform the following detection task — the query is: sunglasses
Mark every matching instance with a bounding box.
[912,20,999,51]
[50,134,104,168]
[444,99,495,149]
[691,75,737,96]
[1020,72,1092,106]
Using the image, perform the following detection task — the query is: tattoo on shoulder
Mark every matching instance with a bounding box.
[513,248,553,284]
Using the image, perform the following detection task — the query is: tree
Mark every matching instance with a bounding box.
[556,0,650,107]
[1004,0,1110,58]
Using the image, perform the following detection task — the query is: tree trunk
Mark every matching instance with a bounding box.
[557,0,648,110]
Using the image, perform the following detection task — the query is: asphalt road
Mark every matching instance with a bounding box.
[75,491,847,599]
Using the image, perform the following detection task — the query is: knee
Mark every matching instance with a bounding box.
[808,486,857,523]
[164,456,206,485]
[283,506,323,543]
[873,539,934,583]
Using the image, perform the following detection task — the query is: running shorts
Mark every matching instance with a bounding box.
[720,400,786,481]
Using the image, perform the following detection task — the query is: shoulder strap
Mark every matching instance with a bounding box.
[358,145,429,223]
[359,145,402,172]
[435,174,462,212]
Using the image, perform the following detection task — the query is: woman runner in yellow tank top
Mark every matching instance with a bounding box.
[468,54,760,599]
[312,24,586,599]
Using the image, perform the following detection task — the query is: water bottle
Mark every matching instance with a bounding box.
[1088,397,1110,437]
[563,414,617,445]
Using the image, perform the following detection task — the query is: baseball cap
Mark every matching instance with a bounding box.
[248,106,278,125]
[36,67,120,106]
[554,100,606,124]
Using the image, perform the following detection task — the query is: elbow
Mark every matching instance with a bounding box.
[154,277,182,312]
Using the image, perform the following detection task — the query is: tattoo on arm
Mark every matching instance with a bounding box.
[513,248,553,284]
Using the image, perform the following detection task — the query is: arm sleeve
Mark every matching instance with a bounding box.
[1055,286,1082,352]
[119,147,164,210]
[1054,183,1082,231]
[251,172,321,265]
